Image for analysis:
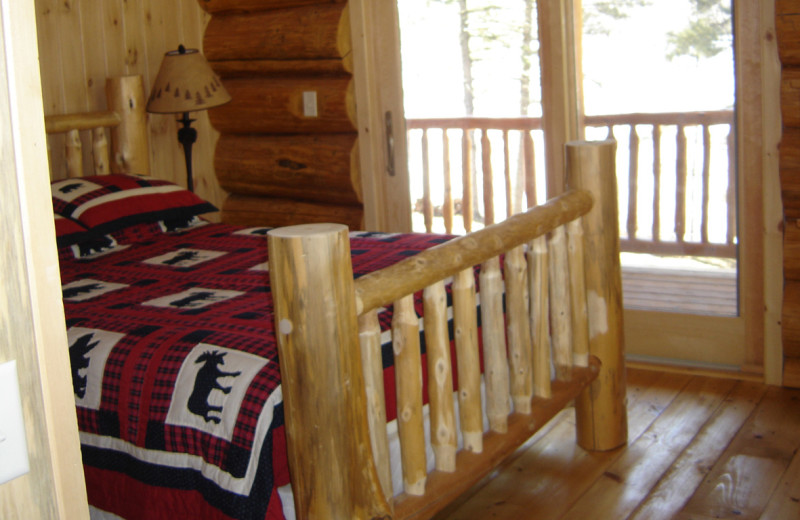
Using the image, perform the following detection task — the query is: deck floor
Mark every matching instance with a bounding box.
[622,265,738,316]
[434,367,800,520]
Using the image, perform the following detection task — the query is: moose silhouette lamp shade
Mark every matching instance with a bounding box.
[146,45,231,192]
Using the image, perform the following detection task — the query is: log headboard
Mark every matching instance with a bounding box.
[44,75,150,179]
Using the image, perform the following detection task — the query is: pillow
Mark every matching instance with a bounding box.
[54,214,92,247]
[51,174,217,235]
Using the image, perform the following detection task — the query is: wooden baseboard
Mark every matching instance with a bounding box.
[625,358,764,383]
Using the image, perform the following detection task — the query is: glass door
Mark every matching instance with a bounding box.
[578,0,776,374]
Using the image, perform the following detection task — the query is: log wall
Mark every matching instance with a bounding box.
[777,1,800,387]
[33,0,224,212]
[199,0,364,228]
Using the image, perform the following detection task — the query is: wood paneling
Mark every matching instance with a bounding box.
[34,0,225,213]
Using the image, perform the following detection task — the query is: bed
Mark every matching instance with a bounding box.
[49,75,627,520]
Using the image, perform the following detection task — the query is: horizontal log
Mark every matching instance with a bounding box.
[780,127,800,169]
[781,68,800,127]
[210,59,349,79]
[354,189,593,315]
[222,194,363,229]
[199,0,346,15]
[783,280,800,358]
[777,13,800,65]
[785,220,800,280]
[782,178,800,220]
[780,128,800,218]
[204,4,350,62]
[45,111,120,134]
[215,133,360,204]
[209,77,355,134]
[777,0,800,15]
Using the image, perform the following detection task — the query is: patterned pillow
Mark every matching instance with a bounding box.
[54,214,92,247]
[51,174,217,235]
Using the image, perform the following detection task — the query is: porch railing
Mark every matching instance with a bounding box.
[406,110,736,259]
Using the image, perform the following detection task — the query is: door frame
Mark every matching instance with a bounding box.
[349,0,412,233]
[0,0,90,516]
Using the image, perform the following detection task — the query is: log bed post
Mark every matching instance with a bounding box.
[105,75,150,176]
[568,140,629,451]
[268,223,392,520]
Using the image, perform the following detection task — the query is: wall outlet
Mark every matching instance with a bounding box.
[302,91,318,117]
[0,360,30,485]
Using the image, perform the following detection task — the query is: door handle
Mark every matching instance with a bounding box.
[385,110,395,177]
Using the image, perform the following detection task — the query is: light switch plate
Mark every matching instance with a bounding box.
[0,360,30,484]
[302,91,318,117]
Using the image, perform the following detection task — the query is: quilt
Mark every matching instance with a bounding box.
[60,221,453,520]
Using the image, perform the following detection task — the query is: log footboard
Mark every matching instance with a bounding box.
[268,139,626,519]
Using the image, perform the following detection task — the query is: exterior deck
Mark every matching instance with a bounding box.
[621,257,737,317]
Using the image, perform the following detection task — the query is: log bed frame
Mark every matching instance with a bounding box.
[46,75,628,520]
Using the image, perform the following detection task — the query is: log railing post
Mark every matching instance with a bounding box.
[443,131,454,233]
[567,140,628,452]
[462,129,474,233]
[268,223,392,519]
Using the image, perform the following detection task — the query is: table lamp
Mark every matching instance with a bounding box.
[146,45,231,192]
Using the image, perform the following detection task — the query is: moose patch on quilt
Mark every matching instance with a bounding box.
[166,344,269,442]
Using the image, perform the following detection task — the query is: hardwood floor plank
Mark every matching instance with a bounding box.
[559,376,738,520]
[677,387,800,519]
[433,371,800,520]
[436,369,691,520]
[433,370,800,520]
[758,439,800,519]
[627,380,767,520]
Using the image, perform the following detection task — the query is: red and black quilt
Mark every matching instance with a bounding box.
[60,222,453,520]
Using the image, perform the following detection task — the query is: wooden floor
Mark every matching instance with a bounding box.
[434,367,800,520]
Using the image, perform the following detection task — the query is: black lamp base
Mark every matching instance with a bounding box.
[176,112,197,192]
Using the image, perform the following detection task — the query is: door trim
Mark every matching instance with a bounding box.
[349,0,412,232]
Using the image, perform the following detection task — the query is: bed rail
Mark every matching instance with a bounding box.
[43,75,150,179]
[268,139,626,519]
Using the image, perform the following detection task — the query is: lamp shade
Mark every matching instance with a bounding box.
[146,46,231,114]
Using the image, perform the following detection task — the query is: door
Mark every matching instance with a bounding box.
[592,0,780,378]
